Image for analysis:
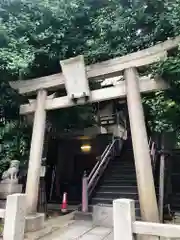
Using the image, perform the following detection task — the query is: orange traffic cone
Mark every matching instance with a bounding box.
[61,192,68,213]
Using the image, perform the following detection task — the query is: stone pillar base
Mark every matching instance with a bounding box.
[0,183,22,199]
[25,213,45,232]
[93,204,113,228]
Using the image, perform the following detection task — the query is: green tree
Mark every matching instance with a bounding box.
[1,0,180,169]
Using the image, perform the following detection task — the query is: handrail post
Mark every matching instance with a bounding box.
[159,134,165,223]
[150,142,156,171]
[159,152,165,222]
[82,171,88,212]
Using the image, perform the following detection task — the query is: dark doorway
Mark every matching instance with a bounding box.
[70,153,97,203]
[45,138,97,204]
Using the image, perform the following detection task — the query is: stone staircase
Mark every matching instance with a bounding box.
[91,142,141,217]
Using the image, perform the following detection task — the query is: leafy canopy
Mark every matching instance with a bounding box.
[0,0,180,167]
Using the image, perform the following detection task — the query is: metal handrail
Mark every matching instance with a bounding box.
[88,144,111,181]
[148,137,152,147]
[88,139,118,194]
[81,138,121,212]
[149,138,157,171]
[151,142,156,170]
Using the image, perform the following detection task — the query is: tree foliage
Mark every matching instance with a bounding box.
[1,0,180,168]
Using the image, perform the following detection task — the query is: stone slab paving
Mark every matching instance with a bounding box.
[79,226,112,240]
[40,220,113,240]
[25,212,74,240]
[103,232,114,240]
[30,212,180,240]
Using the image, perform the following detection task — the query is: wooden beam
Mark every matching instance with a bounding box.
[20,77,168,114]
[133,221,180,238]
[10,35,180,95]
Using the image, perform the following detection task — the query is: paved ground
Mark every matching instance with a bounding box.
[25,212,74,240]
[41,220,113,240]
[25,211,180,240]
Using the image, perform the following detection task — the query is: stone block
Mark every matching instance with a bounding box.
[0,200,6,209]
[25,213,45,232]
[3,194,26,240]
[113,199,135,240]
[93,204,113,227]
[0,183,22,199]
[74,211,92,221]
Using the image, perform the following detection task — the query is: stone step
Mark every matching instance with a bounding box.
[91,197,140,208]
[92,204,140,228]
[107,166,136,171]
[98,185,138,192]
[95,191,138,199]
[110,162,134,166]
[104,174,137,180]
[103,179,137,186]
[106,169,136,174]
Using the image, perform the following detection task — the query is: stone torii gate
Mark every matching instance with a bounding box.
[10,36,180,224]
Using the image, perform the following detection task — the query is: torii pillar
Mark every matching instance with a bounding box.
[125,67,159,222]
[25,89,47,214]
